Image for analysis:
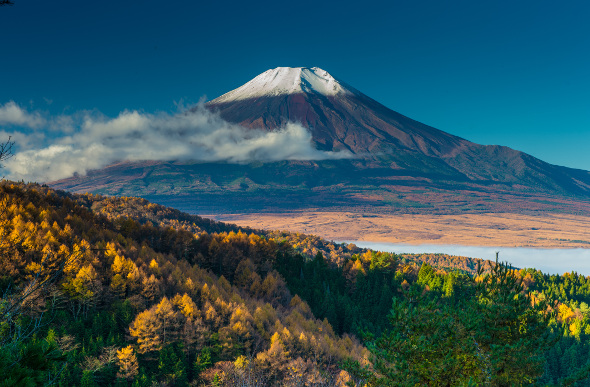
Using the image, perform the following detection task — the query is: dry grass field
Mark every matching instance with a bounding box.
[211,211,590,248]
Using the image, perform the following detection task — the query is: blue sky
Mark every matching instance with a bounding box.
[1,0,589,172]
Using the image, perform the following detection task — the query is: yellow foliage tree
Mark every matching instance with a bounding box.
[130,308,162,353]
[174,293,199,320]
[116,345,139,380]
[110,274,126,298]
[558,304,575,323]
[156,296,177,344]
[149,258,159,272]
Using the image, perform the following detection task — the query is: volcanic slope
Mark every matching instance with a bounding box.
[52,67,590,215]
[207,67,590,194]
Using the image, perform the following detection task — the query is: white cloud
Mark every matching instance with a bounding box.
[1,102,352,182]
[0,101,46,128]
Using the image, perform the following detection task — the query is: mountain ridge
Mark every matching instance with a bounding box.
[51,66,590,214]
[205,67,590,195]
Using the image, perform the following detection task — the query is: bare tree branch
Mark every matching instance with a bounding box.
[0,137,14,178]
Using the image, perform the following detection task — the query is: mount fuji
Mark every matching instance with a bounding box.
[52,67,590,215]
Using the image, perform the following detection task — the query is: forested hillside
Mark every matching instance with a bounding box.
[1,182,590,385]
[0,183,363,386]
[84,194,492,274]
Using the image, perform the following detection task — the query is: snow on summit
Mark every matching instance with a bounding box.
[211,67,353,103]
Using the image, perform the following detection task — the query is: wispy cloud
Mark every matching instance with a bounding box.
[0,101,46,128]
[0,102,352,182]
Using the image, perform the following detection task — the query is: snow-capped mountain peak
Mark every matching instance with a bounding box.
[211,67,353,103]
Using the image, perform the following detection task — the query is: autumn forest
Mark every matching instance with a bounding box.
[1,183,590,386]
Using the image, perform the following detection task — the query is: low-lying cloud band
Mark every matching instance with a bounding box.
[0,102,352,182]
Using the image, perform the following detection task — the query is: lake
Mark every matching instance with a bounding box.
[348,241,590,276]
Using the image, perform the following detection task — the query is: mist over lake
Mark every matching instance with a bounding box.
[349,241,590,276]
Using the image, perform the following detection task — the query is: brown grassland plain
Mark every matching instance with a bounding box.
[210,212,590,248]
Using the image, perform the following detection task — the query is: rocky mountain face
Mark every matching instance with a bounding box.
[207,67,468,157]
[51,67,590,214]
[206,67,590,194]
